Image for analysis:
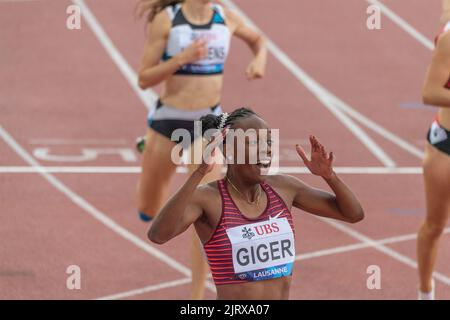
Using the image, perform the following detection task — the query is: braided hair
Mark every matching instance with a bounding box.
[200,107,257,136]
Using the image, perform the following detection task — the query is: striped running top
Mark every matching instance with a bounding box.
[203,178,295,286]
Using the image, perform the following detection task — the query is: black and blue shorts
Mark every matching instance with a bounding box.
[147,99,222,148]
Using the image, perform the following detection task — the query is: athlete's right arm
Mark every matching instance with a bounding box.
[422,32,450,107]
[137,11,208,90]
[148,132,223,244]
[147,169,207,244]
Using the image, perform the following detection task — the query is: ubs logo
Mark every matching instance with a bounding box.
[242,227,255,240]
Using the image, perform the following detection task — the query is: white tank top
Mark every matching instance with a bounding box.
[163,3,231,76]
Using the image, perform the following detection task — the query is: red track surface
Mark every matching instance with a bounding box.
[1,0,449,299]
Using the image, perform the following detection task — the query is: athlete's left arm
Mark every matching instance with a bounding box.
[289,136,365,223]
[422,32,450,107]
[225,8,267,80]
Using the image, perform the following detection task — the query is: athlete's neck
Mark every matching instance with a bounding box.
[183,0,213,24]
[226,171,261,202]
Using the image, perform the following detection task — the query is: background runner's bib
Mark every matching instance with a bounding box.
[226,217,295,281]
[163,4,230,75]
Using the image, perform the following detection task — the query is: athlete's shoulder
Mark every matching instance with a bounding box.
[436,29,450,53]
[222,7,243,25]
[265,174,305,189]
[196,180,221,197]
[146,9,172,37]
[152,8,172,25]
[194,180,222,214]
[267,174,310,192]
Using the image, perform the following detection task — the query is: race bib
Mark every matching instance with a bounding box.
[226,216,295,281]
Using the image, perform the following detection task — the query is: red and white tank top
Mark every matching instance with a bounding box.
[203,179,296,286]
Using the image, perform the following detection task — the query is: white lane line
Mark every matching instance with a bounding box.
[366,0,434,50]
[97,227,450,300]
[317,217,450,286]
[296,228,450,261]
[0,166,423,174]
[72,0,157,111]
[221,0,396,167]
[0,0,40,2]
[221,0,424,161]
[0,126,216,293]
[329,99,425,159]
[96,277,192,300]
[28,139,129,145]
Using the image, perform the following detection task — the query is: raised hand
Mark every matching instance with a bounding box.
[197,127,228,175]
[295,135,334,179]
[178,39,208,65]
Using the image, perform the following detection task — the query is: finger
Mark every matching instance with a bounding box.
[213,127,229,147]
[205,133,220,151]
[315,138,328,158]
[328,151,334,164]
[210,130,224,147]
[219,127,229,145]
[314,136,325,155]
[222,126,230,139]
[309,135,315,151]
[295,144,310,164]
[201,43,209,52]
[196,38,207,45]
[312,135,320,147]
[204,142,219,166]
[310,135,318,152]
[251,72,261,79]
[199,46,208,57]
[320,145,327,158]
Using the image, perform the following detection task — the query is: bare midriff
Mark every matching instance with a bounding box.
[438,107,450,130]
[160,74,223,110]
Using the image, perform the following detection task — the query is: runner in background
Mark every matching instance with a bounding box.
[417,0,450,300]
[134,0,267,299]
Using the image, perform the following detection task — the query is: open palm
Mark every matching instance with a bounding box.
[296,135,334,179]
[197,128,228,175]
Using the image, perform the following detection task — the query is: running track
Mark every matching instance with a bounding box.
[1,0,449,299]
